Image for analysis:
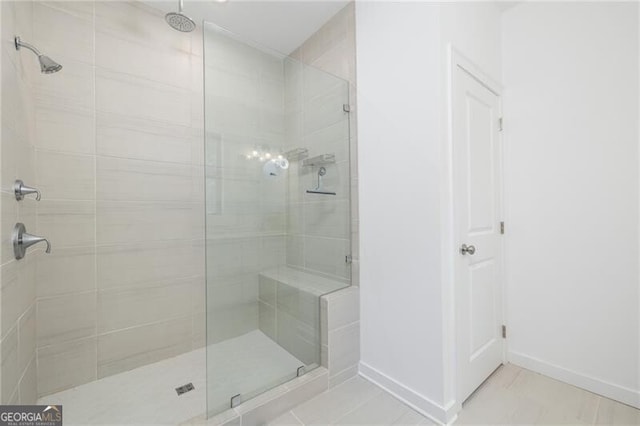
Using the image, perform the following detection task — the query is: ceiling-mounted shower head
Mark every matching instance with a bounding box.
[14,36,62,74]
[166,0,196,32]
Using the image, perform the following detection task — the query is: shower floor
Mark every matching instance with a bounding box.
[38,330,304,425]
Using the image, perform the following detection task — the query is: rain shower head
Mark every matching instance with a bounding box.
[166,0,196,32]
[14,37,62,74]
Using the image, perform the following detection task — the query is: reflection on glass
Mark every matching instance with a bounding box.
[204,22,351,417]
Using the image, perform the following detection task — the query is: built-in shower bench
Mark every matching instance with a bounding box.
[203,267,360,425]
[259,266,348,297]
[257,266,358,379]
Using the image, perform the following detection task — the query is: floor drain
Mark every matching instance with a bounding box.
[175,383,195,396]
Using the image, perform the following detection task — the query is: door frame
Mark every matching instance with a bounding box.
[445,46,508,416]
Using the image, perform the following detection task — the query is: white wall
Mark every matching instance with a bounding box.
[355,2,502,423]
[502,2,640,407]
[356,2,445,419]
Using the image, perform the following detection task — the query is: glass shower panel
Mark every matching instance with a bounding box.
[204,22,351,418]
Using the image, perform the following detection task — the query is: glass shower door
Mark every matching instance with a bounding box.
[204,22,351,417]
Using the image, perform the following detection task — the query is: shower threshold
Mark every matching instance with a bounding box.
[37,330,305,425]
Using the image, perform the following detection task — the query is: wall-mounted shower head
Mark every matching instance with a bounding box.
[14,37,62,74]
[166,0,196,32]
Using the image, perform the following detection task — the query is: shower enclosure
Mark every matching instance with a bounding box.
[0,1,351,422]
[204,23,352,417]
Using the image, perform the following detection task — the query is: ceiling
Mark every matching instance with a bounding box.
[143,0,350,54]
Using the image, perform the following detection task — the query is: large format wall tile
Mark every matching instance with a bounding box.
[1,191,18,265]
[304,236,350,281]
[35,150,95,201]
[277,310,319,366]
[206,301,258,344]
[97,112,197,164]
[327,321,359,377]
[35,105,95,155]
[36,246,96,298]
[95,30,192,90]
[97,240,203,290]
[94,2,191,54]
[1,0,38,404]
[37,337,97,396]
[304,199,350,240]
[0,327,19,404]
[33,2,93,64]
[96,156,196,202]
[33,58,94,111]
[37,1,94,21]
[37,200,95,248]
[96,68,191,127]
[37,291,97,347]
[97,278,195,333]
[19,357,37,404]
[286,2,357,290]
[1,259,37,339]
[26,1,206,396]
[97,317,192,378]
[97,201,202,244]
[18,304,36,375]
[1,90,36,190]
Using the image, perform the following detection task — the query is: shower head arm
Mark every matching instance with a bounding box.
[15,37,42,57]
[179,0,184,12]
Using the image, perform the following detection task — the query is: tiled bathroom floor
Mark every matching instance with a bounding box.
[271,364,640,425]
[38,330,304,425]
[269,376,433,426]
[456,364,640,425]
[38,353,640,426]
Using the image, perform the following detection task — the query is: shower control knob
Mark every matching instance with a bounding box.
[460,244,476,256]
[13,223,51,260]
[14,180,41,201]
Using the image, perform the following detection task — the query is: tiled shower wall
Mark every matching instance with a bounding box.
[0,0,38,405]
[289,2,361,388]
[1,0,357,402]
[28,1,205,396]
[287,3,359,286]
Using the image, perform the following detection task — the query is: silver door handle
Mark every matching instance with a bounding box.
[460,244,476,255]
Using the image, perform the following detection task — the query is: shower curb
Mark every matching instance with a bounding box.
[182,367,328,426]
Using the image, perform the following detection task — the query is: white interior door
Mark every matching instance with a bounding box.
[453,64,504,403]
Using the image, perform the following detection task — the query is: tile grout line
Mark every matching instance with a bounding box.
[591,395,602,425]
[329,384,384,424]
[92,0,98,384]
[289,409,305,425]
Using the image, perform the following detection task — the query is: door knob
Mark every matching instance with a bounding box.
[460,244,476,255]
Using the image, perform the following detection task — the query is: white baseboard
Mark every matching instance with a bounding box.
[358,362,457,425]
[508,351,640,409]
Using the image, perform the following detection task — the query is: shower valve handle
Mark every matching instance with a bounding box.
[13,223,51,260]
[14,180,41,201]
